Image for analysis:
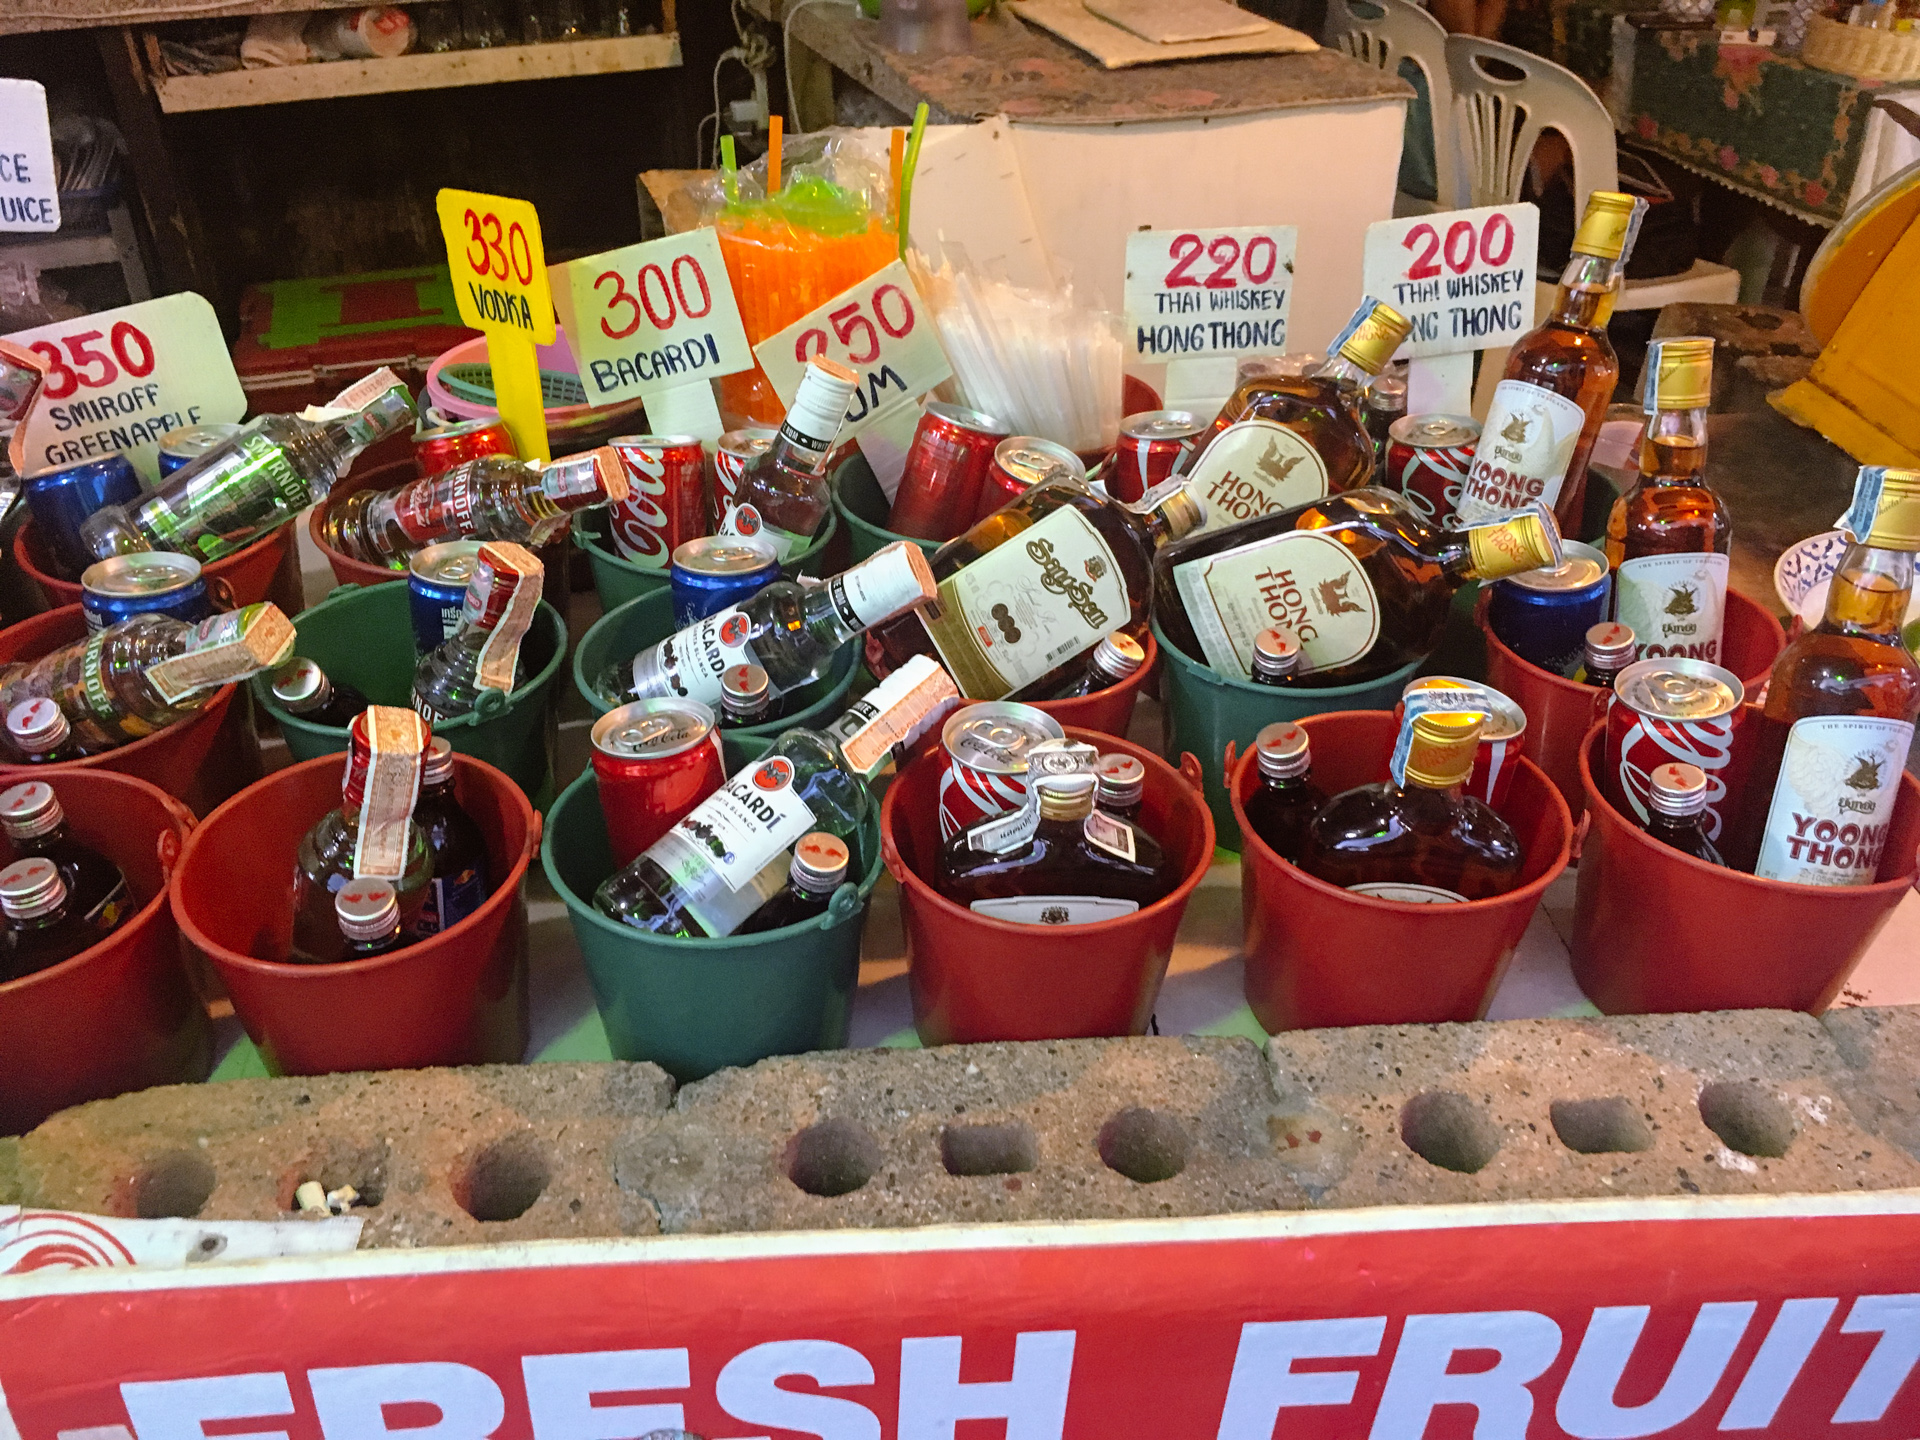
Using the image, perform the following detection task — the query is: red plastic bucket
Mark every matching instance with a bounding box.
[1571,721,1920,1013]
[1030,631,1157,739]
[1232,709,1574,1031]
[1477,587,1786,817]
[0,769,208,1133]
[881,726,1215,1044]
[169,750,539,1075]
[0,605,261,818]
[14,515,305,618]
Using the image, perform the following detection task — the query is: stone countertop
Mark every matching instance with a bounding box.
[1,0,405,38]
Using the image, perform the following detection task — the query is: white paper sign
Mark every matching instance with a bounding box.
[1124,226,1297,362]
[5,293,248,482]
[755,260,950,445]
[0,80,59,233]
[1362,204,1539,360]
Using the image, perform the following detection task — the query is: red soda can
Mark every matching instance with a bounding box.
[936,701,1065,841]
[1386,414,1479,526]
[888,402,1009,541]
[413,418,517,479]
[1604,658,1745,843]
[713,426,775,515]
[609,434,708,570]
[1108,410,1204,504]
[590,699,727,868]
[1398,675,1529,808]
[973,437,1087,526]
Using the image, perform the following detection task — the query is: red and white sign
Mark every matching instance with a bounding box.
[6,1194,1920,1438]
[1362,204,1540,361]
[1124,226,1297,363]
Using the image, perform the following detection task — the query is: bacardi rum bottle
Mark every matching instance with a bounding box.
[1605,337,1731,663]
[412,542,542,724]
[722,356,860,558]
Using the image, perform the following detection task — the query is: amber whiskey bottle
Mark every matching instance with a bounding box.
[1241,722,1324,864]
[738,831,851,934]
[1724,467,1920,883]
[1605,337,1732,665]
[1154,487,1562,687]
[1302,711,1524,901]
[0,857,102,980]
[1643,762,1724,866]
[1459,191,1647,536]
[1582,621,1637,688]
[1181,299,1413,531]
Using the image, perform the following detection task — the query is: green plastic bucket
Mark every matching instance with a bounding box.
[831,456,943,563]
[572,507,840,614]
[1152,615,1421,849]
[253,580,567,801]
[542,767,882,1079]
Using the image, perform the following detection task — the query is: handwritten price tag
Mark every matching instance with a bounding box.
[754,260,949,444]
[436,188,553,460]
[1362,204,1539,361]
[0,80,58,233]
[5,293,245,482]
[1123,226,1297,362]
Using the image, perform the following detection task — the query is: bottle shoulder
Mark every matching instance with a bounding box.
[1763,630,1920,723]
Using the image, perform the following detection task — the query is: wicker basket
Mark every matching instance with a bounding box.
[1801,12,1920,81]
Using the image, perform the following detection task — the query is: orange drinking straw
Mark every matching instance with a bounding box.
[767,115,783,196]
[889,129,905,227]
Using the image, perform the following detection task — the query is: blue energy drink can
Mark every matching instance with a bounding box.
[23,454,142,578]
[157,423,245,477]
[1487,540,1612,676]
[80,552,212,632]
[408,540,483,654]
[669,535,779,629]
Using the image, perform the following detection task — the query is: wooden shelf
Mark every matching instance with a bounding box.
[151,31,681,112]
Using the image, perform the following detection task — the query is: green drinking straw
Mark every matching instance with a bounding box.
[898,103,929,261]
[720,134,739,206]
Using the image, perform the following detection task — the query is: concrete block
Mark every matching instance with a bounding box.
[0,1136,18,1207]
[1822,1005,1920,1164]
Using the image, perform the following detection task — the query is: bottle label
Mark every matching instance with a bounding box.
[968,793,1042,854]
[1615,552,1729,664]
[1083,810,1137,863]
[635,606,755,707]
[648,755,818,935]
[147,604,298,704]
[916,506,1130,700]
[1388,684,1492,785]
[1171,530,1380,679]
[1182,420,1330,533]
[969,895,1140,924]
[390,469,482,545]
[353,708,428,880]
[139,431,309,562]
[833,545,935,631]
[471,544,543,695]
[85,873,130,932]
[539,451,611,506]
[829,653,960,779]
[1457,380,1586,524]
[1348,881,1467,903]
[1754,715,1914,887]
[412,863,487,936]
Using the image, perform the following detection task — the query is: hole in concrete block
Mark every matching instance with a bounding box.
[133,1151,215,1219]
[940,1122,1038,1177]
[1698,1081,1796,1158]
[1401,1091,1500,1174]
[457,1134,550,1222]
[1551,1097,1654,1155]
[784,1119,881,1197]
[1097,1108,1189,1184]
[280,1141,389,1212]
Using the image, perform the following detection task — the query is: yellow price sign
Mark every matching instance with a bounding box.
[435,187,554,460]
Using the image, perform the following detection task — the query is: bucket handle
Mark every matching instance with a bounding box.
[471,687,511,721]
[880,822,911,886]
[156,794,195,880]
[207,576,238,611]
[1179,751,1205,794]
[825,881,862,926]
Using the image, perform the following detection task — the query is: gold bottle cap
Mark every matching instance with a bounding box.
[1403,711,1485,789]
[1036,772,1097,822]
[1838,467,1920,551]
[1333,299,1414,376]
[1152,482,1207,539]
[1570,190,1649,263]
[1466,503,1564,580]
[1644,336,1714,413]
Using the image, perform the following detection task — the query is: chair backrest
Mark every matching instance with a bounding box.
[1324,0,1461,209]
[1444,34,1618,209]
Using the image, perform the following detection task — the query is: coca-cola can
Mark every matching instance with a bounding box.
[973,437,1087,527]
[936,701,1066,840]
[1386,414,1479,526]
[413,418,516,479]
[1397,675,1529,808]
[590,699,727,868]
[713,426,775,514]
[1604,657,1745,842]
[607,435,708,570]
[888,403,1009,541]
[1108,410,1204,504]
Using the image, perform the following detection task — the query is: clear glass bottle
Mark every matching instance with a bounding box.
[1094,752,1146,823]
[1154,488,1563,687]
[410,737,490,939]
[1582,620,1637,688]
[0,857,99,981]
[0,780,130,936]
[1241,721,1324,864]
[1250,626,1303,685]
[724,357,860,558]
[5,697,81,761]
[413,542,541,724]
[1015,631,1146,702]
[1643,761,1724,865]
[271,658,371,729]
[336,878,406,960]
[737,831,851,934]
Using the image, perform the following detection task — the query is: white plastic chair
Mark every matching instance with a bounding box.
[1325,0,1462,214]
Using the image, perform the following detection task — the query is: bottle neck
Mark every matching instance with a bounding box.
[1647,811,1705,839]
[1394,773,1465,801]
[1638,406,1708,486]
[1820,542,1916,642]
[1312,350,1375,396]
[1549,253,1617,330]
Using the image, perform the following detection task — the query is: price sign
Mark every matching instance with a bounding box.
[0,81,58,233]
[1123,226,1298,361]
[4,292,245,482]
[755,260,949,444]
[436,188,554,461]
[1362,204,1539,361]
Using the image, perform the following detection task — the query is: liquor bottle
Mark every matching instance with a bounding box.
[4,697,81,761]
[1094,753,1146,823]
[0,604,296,753]
[868,475,1207,701]
[1643,761,1724,866]
[290,708,433,963]
[722,356,861,559]
[1457,191,1646,535]
[1180,300,1413,532]
[1604,337,1732,664]
[720,663,773,726]
[271,658,371,728]
[1153,487,1563,687]
[0,857,101,981]
[936,772,1173,924]
[1582,621,1636,688]
[604,542,936,710]
[1724,467,1920,883]
[413,542,542,724]
[81,371,415,563]
[1013,632,1146,703]
[737,832,851,934]
[1250,626,1303,685]
[335,878,407,959]
[822,652,962,779]
[1241,721,1324,864]
[409,736,489,938]
[0,780,129,936]
[321,446,628,565]
[1302,710,1523,901]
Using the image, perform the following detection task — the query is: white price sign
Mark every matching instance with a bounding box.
[551,228,754,407]
[1123,226,1297,361]
[0,80,58,233]
[5,293,247,482]
[1362,204,1539,360]
[755,260,949,444]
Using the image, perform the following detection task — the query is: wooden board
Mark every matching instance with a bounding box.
[1008,0,1317,68]
[1085,0,1269,44]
